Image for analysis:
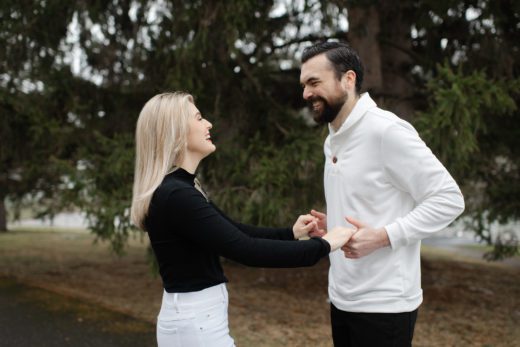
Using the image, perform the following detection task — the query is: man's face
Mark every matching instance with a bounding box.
[300,54,348,124]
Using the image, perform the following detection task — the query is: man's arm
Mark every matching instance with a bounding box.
[343,121,465,258]
[381,122,465,250]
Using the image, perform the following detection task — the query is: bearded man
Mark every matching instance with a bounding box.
[300,41,465,347]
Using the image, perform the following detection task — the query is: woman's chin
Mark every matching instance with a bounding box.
[203,145,216,158]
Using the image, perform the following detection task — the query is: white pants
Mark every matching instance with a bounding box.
[157,283,235,347]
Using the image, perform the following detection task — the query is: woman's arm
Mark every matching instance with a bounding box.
[210,203,295,240]
[167,187,332,268]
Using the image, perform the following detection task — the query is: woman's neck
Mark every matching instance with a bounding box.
[179,155,200,174]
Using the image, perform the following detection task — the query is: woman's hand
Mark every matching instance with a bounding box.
[322,226,355,252]
[292,214,319,239]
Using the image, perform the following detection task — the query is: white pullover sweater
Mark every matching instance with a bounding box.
[324,93,465,313]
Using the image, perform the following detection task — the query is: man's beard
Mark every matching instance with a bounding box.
[309,94,348,124]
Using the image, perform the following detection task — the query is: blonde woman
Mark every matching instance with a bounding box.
[131,92,353,347]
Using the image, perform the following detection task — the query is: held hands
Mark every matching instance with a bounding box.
[342,217,390,259]
[292,214,319,239]
[322,226,355,252]
[305,211,391,257]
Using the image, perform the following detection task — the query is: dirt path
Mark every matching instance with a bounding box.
[0,278,155,347]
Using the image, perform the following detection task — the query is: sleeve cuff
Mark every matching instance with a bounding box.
[286,227,297,240]
[385,220,408,250]
[311,237,331,254]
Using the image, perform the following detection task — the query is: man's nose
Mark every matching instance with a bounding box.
[302,87,313,100]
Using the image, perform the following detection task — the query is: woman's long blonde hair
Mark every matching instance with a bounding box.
[131,92,194,230]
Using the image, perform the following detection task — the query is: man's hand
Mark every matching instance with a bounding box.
[309,209,327,237]
[342,217,390,259]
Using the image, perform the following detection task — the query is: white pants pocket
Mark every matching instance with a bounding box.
[157,315,202,346]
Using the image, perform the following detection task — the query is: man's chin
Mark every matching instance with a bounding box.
[312,112,328,125]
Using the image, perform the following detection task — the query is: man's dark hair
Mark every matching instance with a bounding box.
[302,41,364,94]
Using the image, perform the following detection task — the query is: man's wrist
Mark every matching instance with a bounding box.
[378,227,391,247]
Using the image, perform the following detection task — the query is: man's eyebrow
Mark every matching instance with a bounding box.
[301,76,320,84]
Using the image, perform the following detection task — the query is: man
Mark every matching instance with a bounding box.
[300,41,465,346]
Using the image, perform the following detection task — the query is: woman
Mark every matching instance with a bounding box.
[130,92,353,346]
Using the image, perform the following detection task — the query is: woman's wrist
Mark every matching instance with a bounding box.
[291,226,298,239]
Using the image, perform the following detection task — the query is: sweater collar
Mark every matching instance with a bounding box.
[168,167,196,185]
[328,92,377,137]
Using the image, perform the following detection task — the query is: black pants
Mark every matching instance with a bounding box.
[330,304,418,347]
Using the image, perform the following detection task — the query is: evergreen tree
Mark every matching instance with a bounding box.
[0,1,78,231]
[1,0,518,258]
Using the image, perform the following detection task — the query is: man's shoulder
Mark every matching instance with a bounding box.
[365,106,399,124]
[363,107,415,134]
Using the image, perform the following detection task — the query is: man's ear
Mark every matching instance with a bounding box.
[342,70,356,91]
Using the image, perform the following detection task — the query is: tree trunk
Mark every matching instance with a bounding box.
[378,1,416,121]
[348,5,383,96]
[348,2,416,121]
[0,195,7,232]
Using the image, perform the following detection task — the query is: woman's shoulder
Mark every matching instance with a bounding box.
[154,174,195,202]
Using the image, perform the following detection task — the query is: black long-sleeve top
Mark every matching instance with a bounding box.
[145,168,331,293]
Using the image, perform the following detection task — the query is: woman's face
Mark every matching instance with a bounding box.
[186,102,216,160]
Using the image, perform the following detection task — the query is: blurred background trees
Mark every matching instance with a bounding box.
[1,0,518,258]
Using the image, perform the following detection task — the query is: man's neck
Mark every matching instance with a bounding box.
[330,93,360,132]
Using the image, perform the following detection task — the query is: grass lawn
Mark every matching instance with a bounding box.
[0,227,518,346]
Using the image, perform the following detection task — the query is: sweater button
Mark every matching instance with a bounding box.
[332,156,338,164]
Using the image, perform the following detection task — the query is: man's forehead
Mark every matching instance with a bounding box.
[300,54,333,81]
